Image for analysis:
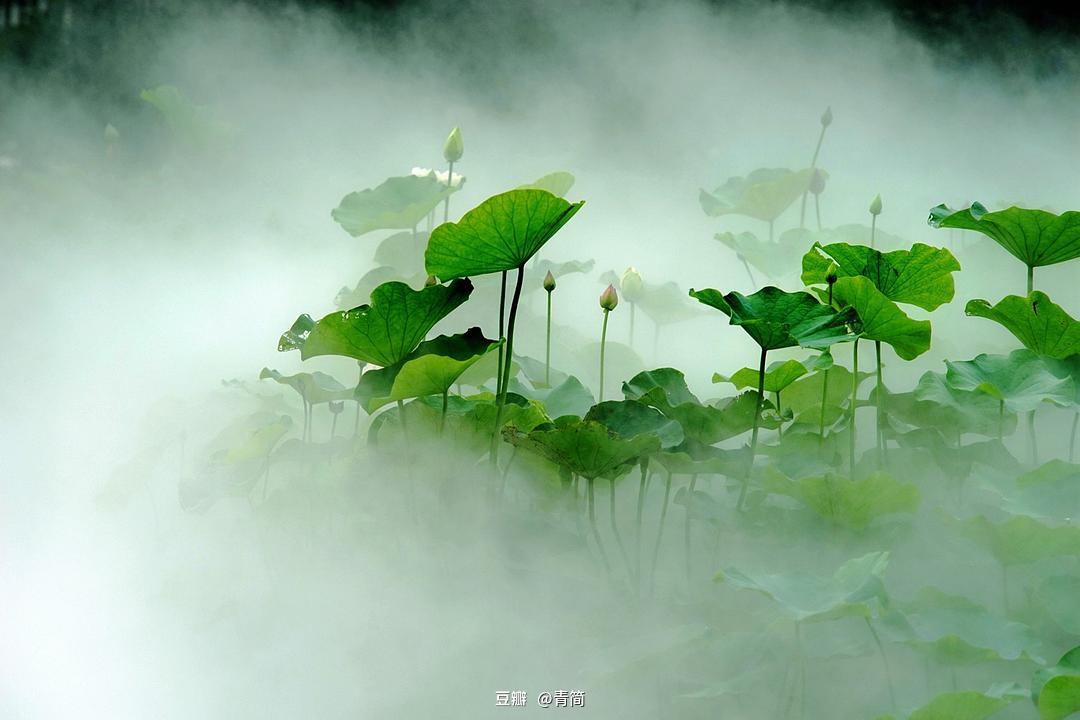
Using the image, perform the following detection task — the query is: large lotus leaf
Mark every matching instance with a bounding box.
[585,400,684,449]
[277,314,317,353]
[965,292,1080,360]
[425,189,584,279]
[952,513,1080,566]
[909,372,1017,438]
[355,328,500,411]
[140,85,233,147]
[782,364,868,417]
[517,171,575,197]
[539,376,595,418]
[652,444,751,477]
[929,202,1080,269]
[763,469,920,530]
[634,280,702,325]
[622,368,701,407]
[665,392,777,444]
[1033,646,1080,720]
[300,279,473,367]
[334,266,426,310]
[807,223,908,251]
[714,358,808,394]
[223,415,293,463]
[715,229,809,278]
[374,230,430,272]
[258,368,352,405]
[690,286,853,351]
[503,417,660,480]
[1034,576,1080,635]
[832,276,931,360]
[1044,355,1080,406]
[533,257,595,282]
[882,588,1044,665]
[1010,460,1080,522]
[802,242,960,312]
[510,354,569,390]
[715,551,890,623]
[883,684,1027,720]
[699,168,816,223]
[945,349,1073,413]
[332,175,459,237]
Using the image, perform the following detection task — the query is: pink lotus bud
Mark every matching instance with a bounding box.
[543,270,556,292]
[599,284,619,312]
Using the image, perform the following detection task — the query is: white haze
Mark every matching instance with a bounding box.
[2,1,1078,717]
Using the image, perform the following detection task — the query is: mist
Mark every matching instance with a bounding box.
[3,1,1079,718]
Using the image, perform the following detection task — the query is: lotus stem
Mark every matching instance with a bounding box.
[649,470,673,597]
[1027,409,1038,466]
[440,390,448,436]
[739,254,756,289]
[442,160,454,223]
[496,270,507,397]
[998,400,1005,443]
[1027,264,1034,295]
[875,340,884,465]
[599,309,611,401]
[775,391,783,441]
[587,477,612,575]
[870,213,877,250]
[330,410,338,440]
[1070,411,1078,462]
[684,473,698,585]
[798,112,830,230]
[850,338,860,475]
[864,617,897,710]
[814,192,822,231]
[818,369,830,447]
[491,264,525,466]
[609,478,633,584]
[737,347,767,511]
[545,289,552,386]
[635,460,649,588]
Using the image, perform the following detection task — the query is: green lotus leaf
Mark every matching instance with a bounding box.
[1033,645,1080,720]
[223,414,292,463]
[782,364,867,417]
[1009,460,1080,521]
[908,371,1017,438]
[965,292,1080,360]
[897,683,1027,720]
[585,399,684,449]
[1034,576,1080,636]
[258,368,352,405]
[425,189,584,279]
[533,257,595,282]
[945,349,1073,413]
[667,392,777,444]
[714,358,809,394]
[354,328,500,411]
[374,230,430,272]
[715,229,810,278]
[881,588,1044,665]
[690,286,854,351]
[503,417,660,480]
[715,551,890,623]
[277,314,317,353]
[652,444,751,477]
[953,513,1080,566]
[763,469,920,530]
[334,266,427,310]
[806,223,908,251]
[517,171,575,197]
[540,375,595,418]
[832,276,931,360]
[1043,355,1080,406]
[929,202,1080,269]
[803,242,960,312]
[140,84,233,147]
[699,168,817,223]
[630,280,702,326]
[332,175,460,237]
[301,279,473,367]
[622,368,701,407]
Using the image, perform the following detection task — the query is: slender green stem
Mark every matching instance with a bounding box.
[442,160,454,223]
[875,340,884,465]
[649,471,673,597]
[737,347,767,511]
[1027,264,1034,294]
[870,213,877,249]
[599,309,611,402]
[998,400,1005,443]
[864,618,897,710]
[496,270,507,397]
[491,265,525,466]
[818,369,830,447]
[775,391,783,441]
[798,123,828,230]
[1027,409,1038,466]
[545,290,552,386]
[850,338,860,475]
[330,411,338,440]
[440,390,448,435]
[814,192,822,231]
[635,460,649,588]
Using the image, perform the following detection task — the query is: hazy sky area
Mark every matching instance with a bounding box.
[2,1,1079,718]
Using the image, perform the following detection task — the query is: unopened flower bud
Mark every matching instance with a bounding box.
[543,270,556,292]
[620,266,643,301]
[599,284,619,312]
[443,126,463,163]
[809,169,826,195]
[821,106,833,128]
[869,194,883,216]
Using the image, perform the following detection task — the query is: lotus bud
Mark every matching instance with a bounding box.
[104,123,120,143]
[425,274,438,287]
[826,263,838,286]
[620,266,643,302]
[443,126,463,163]
[329,400,344,414]
[599,284,619,312]
[543,270,556,292]
[869,194,883,216]
[820,106,833,128]
[809,169,826,195]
